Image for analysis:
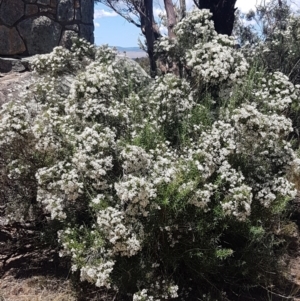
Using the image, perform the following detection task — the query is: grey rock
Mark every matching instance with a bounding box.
[18,16,62,55]
[0,0,24,26]
[50,0,57,7]
[0,58,26,73]
[57,0,74,22]
[25,0,37,3]
[0,70,73,108]
[74,8,81,20]
[79,24,94,44]
[65,24,79,31]
[0,26,26,55]
[39,7,55,13]
[115,55,150,79]
[0,72,33,107]
[37,0,50,5]
[25,4,39,15]
[81,0,93,23]
[59,30,77,49]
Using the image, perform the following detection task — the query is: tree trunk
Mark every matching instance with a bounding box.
[140,0,158,77]
[180,0,186,20]
[194,0,237,36]
[96,0,161,77]
[162,0,180,75]
[164,0,177,39]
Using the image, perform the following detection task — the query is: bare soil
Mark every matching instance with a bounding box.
[0,221,116,301]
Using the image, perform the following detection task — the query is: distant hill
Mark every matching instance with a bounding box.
[113,46,145,52]
[111,46,147,58]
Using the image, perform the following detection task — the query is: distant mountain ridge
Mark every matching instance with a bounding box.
[110,46,147,58]
[113,46,145,53]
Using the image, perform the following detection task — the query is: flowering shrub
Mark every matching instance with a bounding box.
[237,7,300,147]
[156,10,249,88]
[1,13,300,300]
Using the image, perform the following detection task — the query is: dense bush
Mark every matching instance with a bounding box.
[1,10,300,300]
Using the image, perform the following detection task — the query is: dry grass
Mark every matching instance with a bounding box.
[0,275,76,301]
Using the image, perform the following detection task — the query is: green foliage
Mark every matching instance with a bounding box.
[235,0,300,85]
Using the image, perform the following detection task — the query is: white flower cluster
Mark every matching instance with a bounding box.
[67,63,130,127]
[221,184,252,221]
[35,124,116,219]
[58,226,115,289]
[32,38,96,76]
[80,261,115,288]
[0,101,32,146]
[150,144,178,185]
[32,107,67,152]
[189,183,217,210]
[156,9,249,85]
[268,15,300,57]
[148,74,195,125]
[36,162,83,219]
[133,281,178,301]
[121,145,152,175]
[256,177,296,208]
[231,104,294,163]
[115,175,157,217]
[254,71,299,111]
[186,35,248,84]
[133,289,154,301]
[159,224,181,247]
[7,159,29,180]
[185,101,299,218]
[97,207,143,257]
[32,46,74,76]
[175,9,216,44]
[72,126,115,190]
[125,75,196,143]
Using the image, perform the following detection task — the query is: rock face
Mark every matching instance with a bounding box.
[0,72,33,107]
[25,4,39,15]
[57,0,74,21]
[0,0,94,56]
[81,0,94,23]
[80,24,94,44]
[0,58,26,73]
[115,55,150,79]
[0,26,26,55]
[37,0,51,4]
[0,0,24,26]
[18,16,62,55]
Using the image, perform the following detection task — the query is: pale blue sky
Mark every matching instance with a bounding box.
[93,0,299,47]
[94,2,142,47]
